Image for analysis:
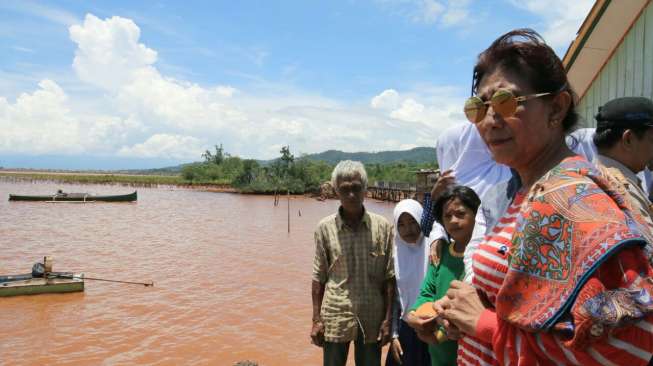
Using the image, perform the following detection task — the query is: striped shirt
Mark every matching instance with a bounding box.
[457,192,524,366]
[465,190,653,365]
[312,207,395,343]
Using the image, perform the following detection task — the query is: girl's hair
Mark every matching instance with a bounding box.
[433,185,481,224]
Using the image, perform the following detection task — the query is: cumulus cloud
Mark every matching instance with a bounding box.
[370,89,400,110]
[390,99,425,122]
[70,15,158,91]
[0,79,82,154]
[1,13,469,164]
[0,79,147,156]
[370,87,465,129]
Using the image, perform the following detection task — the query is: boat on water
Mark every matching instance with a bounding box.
[0,272,84,297]
[0,257,84,297]
[8,190,137,202]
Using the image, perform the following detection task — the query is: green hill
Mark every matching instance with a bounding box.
[299,147,436,165]
[127,146,437,174]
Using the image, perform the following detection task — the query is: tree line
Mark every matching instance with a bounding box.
[181,144,437,194]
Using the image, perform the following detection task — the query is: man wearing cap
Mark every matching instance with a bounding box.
[593,96,653,261]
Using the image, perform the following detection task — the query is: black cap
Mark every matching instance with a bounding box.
[595,96,653,130]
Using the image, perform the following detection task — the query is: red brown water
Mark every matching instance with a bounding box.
[0,181,396,365]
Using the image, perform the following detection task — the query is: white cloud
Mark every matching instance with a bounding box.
[371,89,400,110]
[0,13,471,163]
[509,0,594,50]
[12,46,35,53]
[390,98,425,122]
[0,79,148,156]
[413,0,445,24]
[214,86,237,98]
[371,87,466,129]
[379,0,472,28]
[118,134,204,159]
[0,79,82,154]
[441,0,471,28]
[69,14,158,91]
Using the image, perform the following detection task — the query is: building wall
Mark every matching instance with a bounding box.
[577,3,653,127]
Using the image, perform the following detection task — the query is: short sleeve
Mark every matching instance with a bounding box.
[312,229,328,283]
[384,223,395,280]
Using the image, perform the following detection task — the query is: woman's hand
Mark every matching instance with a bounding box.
[431,169,456,200]
[442,280,487,336]
[390,338,403,364]
[431,298,462,340]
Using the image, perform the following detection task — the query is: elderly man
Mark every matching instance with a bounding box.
[311,160,395,366]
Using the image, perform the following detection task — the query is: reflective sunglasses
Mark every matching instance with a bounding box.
[464,89,554,123]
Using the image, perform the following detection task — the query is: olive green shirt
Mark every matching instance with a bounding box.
[312,207,395,343]
[411,241,464,366]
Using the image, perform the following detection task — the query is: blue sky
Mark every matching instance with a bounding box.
[0,0,594,169]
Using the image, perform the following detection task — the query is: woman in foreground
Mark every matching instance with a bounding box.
[437,29,653,365]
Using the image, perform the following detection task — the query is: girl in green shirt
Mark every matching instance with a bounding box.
[405,185,480,366]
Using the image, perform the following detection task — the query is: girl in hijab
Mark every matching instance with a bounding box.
[387,199,431,366]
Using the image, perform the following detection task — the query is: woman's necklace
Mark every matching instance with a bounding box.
[448,239,465,258]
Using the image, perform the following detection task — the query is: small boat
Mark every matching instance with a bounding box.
[8,190,137,202]
[0,257,84,297]
[0,272,84,297]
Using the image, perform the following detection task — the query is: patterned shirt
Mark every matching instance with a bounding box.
[467,157,653,365]
[312,207,395,343]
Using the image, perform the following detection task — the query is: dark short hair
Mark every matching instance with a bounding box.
[593,126,650,150]
[472,28,578,132]
[433,185,481,225]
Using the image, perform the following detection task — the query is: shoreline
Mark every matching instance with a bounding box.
[0,170,235,193]
[0,170,327,197]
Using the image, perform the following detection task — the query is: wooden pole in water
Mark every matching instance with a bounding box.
[287,189,290,233]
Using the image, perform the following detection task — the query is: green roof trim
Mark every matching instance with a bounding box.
[565,0,612,72]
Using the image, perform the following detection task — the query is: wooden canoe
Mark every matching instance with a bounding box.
[0,272,84,297]
[8,191,137,202]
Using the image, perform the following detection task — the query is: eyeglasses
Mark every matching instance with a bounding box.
[463,89,553,123]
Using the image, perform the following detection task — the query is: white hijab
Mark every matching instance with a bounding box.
[393,199,430,318]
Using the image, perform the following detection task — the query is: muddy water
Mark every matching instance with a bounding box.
[0,181,396,365]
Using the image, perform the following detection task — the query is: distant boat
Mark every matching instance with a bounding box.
[0,272,84,297]
[8,190,137,202]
